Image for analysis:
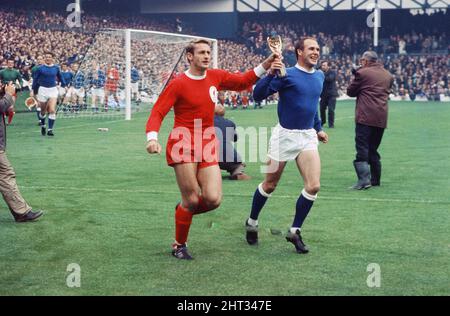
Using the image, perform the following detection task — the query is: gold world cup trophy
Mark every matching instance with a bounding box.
[267,35,286,77]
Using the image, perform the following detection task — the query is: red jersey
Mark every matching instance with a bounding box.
[146,67,263,166]
[105,68,119,90]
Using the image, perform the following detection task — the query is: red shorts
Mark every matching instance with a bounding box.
[166,129,219,169]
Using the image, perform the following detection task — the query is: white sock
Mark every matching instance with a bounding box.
[290,227,300,234]
[247,218,258,227]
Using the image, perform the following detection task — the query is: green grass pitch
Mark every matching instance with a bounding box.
[0,95,449,295]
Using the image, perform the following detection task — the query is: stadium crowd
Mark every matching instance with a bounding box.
[0,8,448,102]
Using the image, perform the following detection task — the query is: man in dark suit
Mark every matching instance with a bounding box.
[347,51,394,190]
[214,105,251,180]
[319,61,338,128]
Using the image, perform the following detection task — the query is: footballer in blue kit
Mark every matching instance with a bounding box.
[245,37,329,254]
[31,52,66,136]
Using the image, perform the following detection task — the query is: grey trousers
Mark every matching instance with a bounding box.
[0,150,30,215]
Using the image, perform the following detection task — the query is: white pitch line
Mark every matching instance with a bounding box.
[19,185,449,205]
[56,119,126,131]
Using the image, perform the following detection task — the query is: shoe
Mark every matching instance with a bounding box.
[41,125,46,136]
[171,243,193,260]
[245,219,258,245]
[11,209,43,223]
[286,229,309,254]
[47,130,54,137]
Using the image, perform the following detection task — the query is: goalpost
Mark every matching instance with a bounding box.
[65,29,218,120]
[123,29,218,120]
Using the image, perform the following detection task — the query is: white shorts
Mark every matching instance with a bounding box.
[37,86,58,102]
[91,88,105,98]
[131,82,139,94]
[267,124,318,162]
[58,86,67,97]
[66,87,85,99]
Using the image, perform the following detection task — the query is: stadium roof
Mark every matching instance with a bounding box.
[140,0,449,13]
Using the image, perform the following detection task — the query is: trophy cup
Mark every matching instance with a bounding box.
[267,35,286,77]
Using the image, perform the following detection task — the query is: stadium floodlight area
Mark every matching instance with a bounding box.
[60,28,218,120]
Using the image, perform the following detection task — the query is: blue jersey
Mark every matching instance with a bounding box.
[72,71,86,89]
[60,71,73,87]
[91,70,106,89]
[32,64,65,90]
[253,65,324,131]
[131,68,140,83]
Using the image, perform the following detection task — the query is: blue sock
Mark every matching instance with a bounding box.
[48,117,55,130]
[292,189,316,229]
[39,113,46,126]
[249,184,270,221]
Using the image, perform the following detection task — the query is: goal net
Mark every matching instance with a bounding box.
[58,29,218,119]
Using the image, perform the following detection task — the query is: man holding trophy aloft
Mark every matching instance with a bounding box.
[245,36,329,255]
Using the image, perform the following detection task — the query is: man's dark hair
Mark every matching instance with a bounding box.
[295,37,316,60]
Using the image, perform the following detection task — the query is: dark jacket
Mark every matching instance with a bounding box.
[214,115,241,163]
[0,94,14,150]
[347,63,393,128]
[321,69,338,97]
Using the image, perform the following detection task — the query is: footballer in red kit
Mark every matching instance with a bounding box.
[146,39,276,259]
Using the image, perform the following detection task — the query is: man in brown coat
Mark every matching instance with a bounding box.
[347,51,393,189]
[0,82,43,222]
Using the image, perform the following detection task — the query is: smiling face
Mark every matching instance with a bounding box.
[297,38,320,70]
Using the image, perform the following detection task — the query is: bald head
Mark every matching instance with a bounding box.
[362,51,378,62]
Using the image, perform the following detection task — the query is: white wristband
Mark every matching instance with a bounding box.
[253,64,267,78]
[146,131,158,142]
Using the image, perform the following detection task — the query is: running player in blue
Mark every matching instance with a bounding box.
[31,52,66,136]
[245,37,329,254]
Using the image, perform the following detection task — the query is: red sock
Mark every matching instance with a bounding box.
[175,203,193,245]
[195,196,209,214]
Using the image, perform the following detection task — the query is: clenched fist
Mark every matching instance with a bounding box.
[146,140,162,154]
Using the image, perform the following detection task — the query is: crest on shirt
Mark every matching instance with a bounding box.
[209,86,218,104]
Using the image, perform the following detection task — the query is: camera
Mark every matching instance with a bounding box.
[351,64,361,75]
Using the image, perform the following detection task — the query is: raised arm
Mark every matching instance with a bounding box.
[347,71,363,97]
[253,74,285,102]
[218,53,276,91]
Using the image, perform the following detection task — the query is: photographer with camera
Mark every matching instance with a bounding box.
[0,82,43,222]
[347,51,394,190]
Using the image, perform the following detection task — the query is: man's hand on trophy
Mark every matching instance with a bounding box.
[269,57,285,76]
[261,53,280,71]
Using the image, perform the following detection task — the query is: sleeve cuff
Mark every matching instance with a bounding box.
[253,64,267,78]
[146,131,158,141]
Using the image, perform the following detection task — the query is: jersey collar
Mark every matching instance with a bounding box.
[185,70,207,80]
[295,64,315,74]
